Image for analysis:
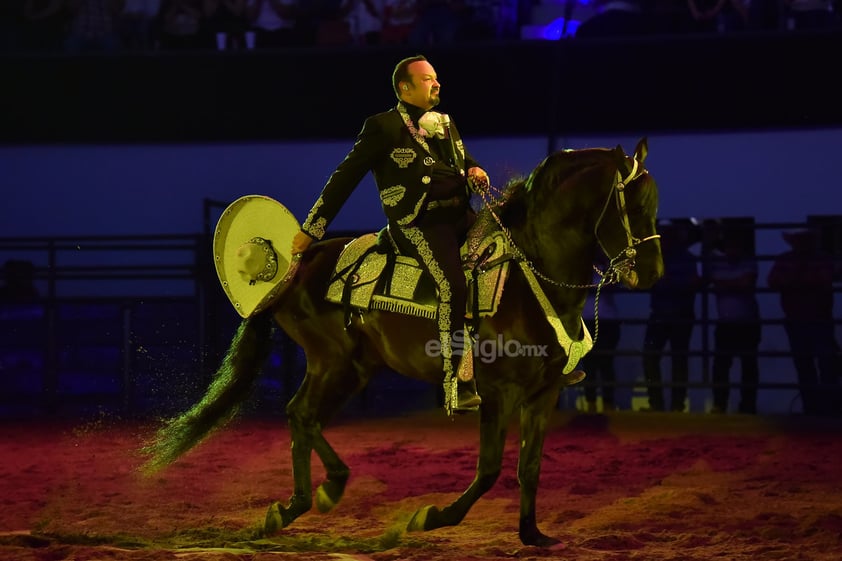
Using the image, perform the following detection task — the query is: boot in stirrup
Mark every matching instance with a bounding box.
[453,338,481,412]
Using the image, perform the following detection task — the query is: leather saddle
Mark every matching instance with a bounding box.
[325,223,513,326]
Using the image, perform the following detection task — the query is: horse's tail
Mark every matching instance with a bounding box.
[140,310,274,475]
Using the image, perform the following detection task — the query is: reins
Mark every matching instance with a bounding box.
[474,155,661,346]
[476,156,659,290]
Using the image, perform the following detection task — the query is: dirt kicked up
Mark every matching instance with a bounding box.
[1,409,841,561]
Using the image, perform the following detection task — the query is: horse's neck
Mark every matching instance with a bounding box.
[507,208,592,328]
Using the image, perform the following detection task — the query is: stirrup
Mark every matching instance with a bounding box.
[454,380,481,413]
[456,328,476,382]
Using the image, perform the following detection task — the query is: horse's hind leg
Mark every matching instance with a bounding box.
[264,384,318,533]
[264,362,362,534]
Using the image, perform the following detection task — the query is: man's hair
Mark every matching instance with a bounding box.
[392,55,427,98]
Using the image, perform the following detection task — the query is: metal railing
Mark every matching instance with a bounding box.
[2,214,840,418]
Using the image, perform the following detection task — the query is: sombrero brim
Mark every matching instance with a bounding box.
[213,195,301,318]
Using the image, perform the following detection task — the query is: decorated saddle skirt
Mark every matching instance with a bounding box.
[325,230,512,322]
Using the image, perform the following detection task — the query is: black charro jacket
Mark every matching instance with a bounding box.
[300,102,481,240]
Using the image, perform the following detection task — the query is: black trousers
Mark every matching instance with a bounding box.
[642,315,694,411]
[388,203,474,409]
[712,320,761,414]
[784,320,840,415]
[582,319,621,406]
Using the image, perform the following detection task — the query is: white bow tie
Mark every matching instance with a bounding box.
[418,111,447,139]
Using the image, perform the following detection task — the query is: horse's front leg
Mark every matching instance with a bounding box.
[312,427,350,513]
[407,388,515,532]
[516,381,565,548]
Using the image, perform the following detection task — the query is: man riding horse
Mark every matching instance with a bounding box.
[290,54,490,414]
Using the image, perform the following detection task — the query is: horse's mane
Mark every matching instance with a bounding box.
[491,147,617,229]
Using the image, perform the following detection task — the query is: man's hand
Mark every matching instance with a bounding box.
[467,167,490,194]
[291,230,315,256]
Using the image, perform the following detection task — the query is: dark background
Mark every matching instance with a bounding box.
[2,30,841,420]
[3,31,841,145]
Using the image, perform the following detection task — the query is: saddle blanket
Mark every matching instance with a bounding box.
[325,231,512,320]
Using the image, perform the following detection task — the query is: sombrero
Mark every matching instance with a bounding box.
[213,195,301,318]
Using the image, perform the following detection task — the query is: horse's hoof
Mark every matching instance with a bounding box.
[315,483,337,513]
[264,502,285,535]
[520,529,562,549]
[406,505,433,532]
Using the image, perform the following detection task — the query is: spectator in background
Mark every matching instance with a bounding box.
[311,0,353,46]
[64,0,124,52]
[687,0,749,33]
[204,0,250,49]
[707,232,761,414]
[641,221,703,412]
[575,0,654,38]
[118,0,161,51]
[246,0,299,48]
[784,0,838,31]
[294,0,343,47]
[156,0,204,49]
[768,229,840,416]
[381,0,416,44]
[409,0,465,46]
[580,256,623,414]
[341,0,382,46]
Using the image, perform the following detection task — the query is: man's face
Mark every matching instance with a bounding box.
[403,60,440,110]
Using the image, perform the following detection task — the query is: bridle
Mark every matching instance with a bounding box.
[476,155,660,290]
[475,155,661,347]
[593,156,661,286]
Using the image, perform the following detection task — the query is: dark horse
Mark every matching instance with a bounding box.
[142,138,663,548]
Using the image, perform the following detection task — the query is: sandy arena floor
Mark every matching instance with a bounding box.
[1,408,841,561]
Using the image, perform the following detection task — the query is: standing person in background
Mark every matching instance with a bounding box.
[783,0,838,31]
[204,0,249,50]
[408,0,462,46]
[289,55,491,415]
[687,0,749,33]
[707,231,761,414]
[768,229,840,416]
[575,0,653,38]
[246,0,298,48]
[156,0,204,49]
[641,221,702,412]
[341,0,382,45]
[118,0,161,51]
[381,0,416,44]
[580,255,623,414]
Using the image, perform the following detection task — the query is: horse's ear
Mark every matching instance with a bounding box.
[633,137,649,164]
[613,144,626,166]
